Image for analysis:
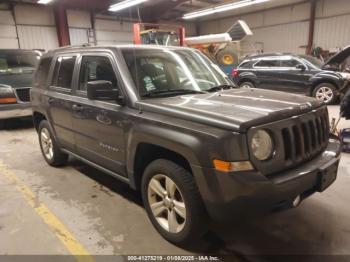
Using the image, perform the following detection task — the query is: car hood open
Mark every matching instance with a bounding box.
[138,88,323,132]
[322,45,350,69]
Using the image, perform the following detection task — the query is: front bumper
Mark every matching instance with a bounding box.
[0,103,32,120]
[191,137,341,221]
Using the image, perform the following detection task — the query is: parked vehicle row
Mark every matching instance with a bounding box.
[232,47,350,105]
[29,45,341,245]
[0,49,41,128]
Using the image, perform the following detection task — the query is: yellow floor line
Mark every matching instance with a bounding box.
[0,160,95,262]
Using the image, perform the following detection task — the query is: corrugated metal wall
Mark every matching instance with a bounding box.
[95,18,134,45]
[198,0,350,54]
[67,9,94,46]
[14,5,59,50]
[0,10,18,48]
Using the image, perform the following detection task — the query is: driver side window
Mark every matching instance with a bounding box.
[79,56,117,92]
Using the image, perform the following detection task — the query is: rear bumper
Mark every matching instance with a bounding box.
[192,137,341,221]
[0,103,32,120]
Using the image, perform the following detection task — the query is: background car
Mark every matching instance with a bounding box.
[0,49,41,128]
[232,52,349,105]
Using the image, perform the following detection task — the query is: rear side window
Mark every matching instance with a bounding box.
[280,59,300,67]
[52,56,76,89]
[255,59,280,67]
[35,57,52,87]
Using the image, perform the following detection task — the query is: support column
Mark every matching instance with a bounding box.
[306,0,317,55]
[54,4,70,47]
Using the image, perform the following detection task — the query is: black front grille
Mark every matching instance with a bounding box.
[281,111,329,163]
[248,106,330,176]
[16,88,31,102]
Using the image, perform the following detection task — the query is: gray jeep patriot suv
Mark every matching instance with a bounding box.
[31,45,341,245]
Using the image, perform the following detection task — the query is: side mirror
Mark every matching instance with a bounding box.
[87,80,120,101]
[296,64,307,71]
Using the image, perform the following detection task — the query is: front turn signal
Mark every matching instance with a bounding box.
[213,159,254,172]
[0,97,17,104]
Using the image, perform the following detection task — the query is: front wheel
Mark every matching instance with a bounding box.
[312,83,337,105]
[38,120,68,167]
[141,159,208,245]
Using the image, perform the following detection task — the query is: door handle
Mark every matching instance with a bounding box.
[48,98,54,104]
[72,104,84,112]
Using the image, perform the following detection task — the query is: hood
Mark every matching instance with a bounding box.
[322,45,350,69]
[138,89,323,132]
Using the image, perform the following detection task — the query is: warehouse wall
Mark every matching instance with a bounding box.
[67,9,94,46]
[0,9,18,49]
[15,5,59,50]
[199,0,350,55]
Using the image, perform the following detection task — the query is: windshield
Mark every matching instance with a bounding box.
[299,55,323,69]
[0,52,40,75]
[122,48,234,98]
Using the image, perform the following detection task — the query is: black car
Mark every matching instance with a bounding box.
[31,45,341,245]
[232,50,350,105]
[0,49,41,128]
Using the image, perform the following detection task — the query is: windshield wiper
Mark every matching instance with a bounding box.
[142,89,207,98]
[206,84,236,93]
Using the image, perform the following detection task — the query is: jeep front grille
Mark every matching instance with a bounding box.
[281,112,329,163]
[16,88,31,102]
[248,106,330,175]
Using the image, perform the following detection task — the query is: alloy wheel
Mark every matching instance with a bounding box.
[315,86,334,103]
[40,127,54,160]
[147,174,186,234]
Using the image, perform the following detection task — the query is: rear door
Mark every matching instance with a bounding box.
[47,55,78,151]
[71,53,127,176]
[254,58,283,90]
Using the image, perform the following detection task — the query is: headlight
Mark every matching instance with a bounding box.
[0,85,17,104]
[251,130,274,161]
[0,85,15,97]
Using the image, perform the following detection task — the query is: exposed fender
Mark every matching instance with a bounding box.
[126,122,202,171]
[309,71,344,91]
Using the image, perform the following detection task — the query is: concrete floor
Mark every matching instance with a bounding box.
[0,106,349,258]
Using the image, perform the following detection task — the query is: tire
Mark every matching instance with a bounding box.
[38,120,68,167]
[0,120,5,130]
[141,159,208,245]
[312,83,337,105]
[216,49,238,66]
[240,81,255,89]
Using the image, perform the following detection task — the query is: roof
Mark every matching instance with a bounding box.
[43,44,194,57]
[246,52,295,60]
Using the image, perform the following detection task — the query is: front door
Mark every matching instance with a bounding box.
[278,58,311,94]
[71,54,127,176]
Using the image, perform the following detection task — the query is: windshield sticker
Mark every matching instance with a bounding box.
[143,76,156,91]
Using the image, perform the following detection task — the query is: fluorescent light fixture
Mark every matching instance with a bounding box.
[183,0,271,19]
[37,0,53,4]
[109,0,148,12]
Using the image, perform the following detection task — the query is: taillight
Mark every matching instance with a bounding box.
[232,68,239,77]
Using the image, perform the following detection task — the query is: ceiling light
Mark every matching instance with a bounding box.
[183,0,271,19]
[37,0,53,4]
[109,0,148,12]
